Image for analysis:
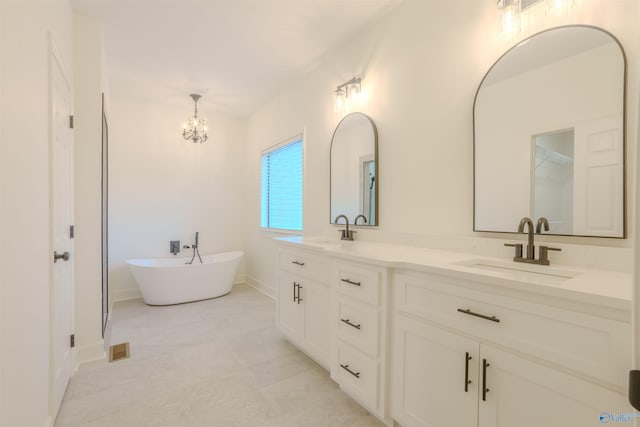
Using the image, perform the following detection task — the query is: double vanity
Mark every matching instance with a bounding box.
[278,22,633,427]
[275,236,632,427]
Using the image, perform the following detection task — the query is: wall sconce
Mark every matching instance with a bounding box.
[497,0,521,34]
[334,77,361,113]
[182,94,208,144]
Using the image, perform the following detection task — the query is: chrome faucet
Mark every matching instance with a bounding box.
[505,216,561,265]
[354,214,368,225]
[334,215,355,241]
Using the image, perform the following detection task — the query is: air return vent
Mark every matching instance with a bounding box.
[109,342,130,362]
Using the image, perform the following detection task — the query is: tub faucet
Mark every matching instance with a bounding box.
[334,215,355,241]
[185,231,203,264]
[354,214,367,225]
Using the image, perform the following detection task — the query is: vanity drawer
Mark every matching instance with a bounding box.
[335,262,380,306]
[336,342,379,411]
[279,250,329,283]
[394,271,631,388]
[337,299,379,358]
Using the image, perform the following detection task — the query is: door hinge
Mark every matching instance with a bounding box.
[69,115,74,129]
[70,334,75,348]
[70,225,75,239]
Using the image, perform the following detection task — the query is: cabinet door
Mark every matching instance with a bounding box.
[300,281,331,366]
[391,314,479,427]
[277,272,300,343]
[478,345,631,427]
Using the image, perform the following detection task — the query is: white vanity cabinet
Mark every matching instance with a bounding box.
[276,248,331,367]
[391,270,632,427]
[330,260,390,423]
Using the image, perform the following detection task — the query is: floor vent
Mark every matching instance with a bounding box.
[109,342,130,362]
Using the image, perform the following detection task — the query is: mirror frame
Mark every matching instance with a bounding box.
[330,112,379,226]
[472,25,628,238]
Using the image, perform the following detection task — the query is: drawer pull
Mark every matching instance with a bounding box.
[457,308,500,323]
[340,318,361,330]
[464,352,472,392]
[482,359,490,401]
[296,283,303,304]
[291,261,305,266]
[340,364,360,378]
[341,278,361,286]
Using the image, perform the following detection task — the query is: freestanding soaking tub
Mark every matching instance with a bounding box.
[126,251,243,305]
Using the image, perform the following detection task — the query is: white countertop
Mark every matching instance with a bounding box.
[275,236,632,312]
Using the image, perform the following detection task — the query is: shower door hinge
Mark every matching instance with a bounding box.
[69,115,74,129]
[69,225,75,239]
[70,334,75,348]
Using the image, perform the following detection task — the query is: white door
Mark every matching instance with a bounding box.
[573,115,623,237]
[277,272,301,343]
[300,280,331,366]
[478,345,631,427]
[50,46,73,418]
[391,314,479,427]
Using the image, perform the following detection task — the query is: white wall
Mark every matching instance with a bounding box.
[0,0,73,425]
[108,97,247,299]
[73,13,106,364]
[245,0,640,295]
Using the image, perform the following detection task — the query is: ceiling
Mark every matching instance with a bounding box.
[72,0,402,117]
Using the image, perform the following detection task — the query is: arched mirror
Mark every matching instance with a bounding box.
[474,25,626,237]
[330,112,378,226]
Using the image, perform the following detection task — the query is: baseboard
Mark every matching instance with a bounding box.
[111,287,142,303]
[75,341,106,365]
[245,275,275,299]
[232,274,246,287]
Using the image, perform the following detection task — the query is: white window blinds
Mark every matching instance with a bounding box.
[261,136,303,231]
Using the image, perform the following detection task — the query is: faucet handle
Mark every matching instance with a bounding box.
[504,243,523,259]
[339,229,357,241]
[538,246,561,265]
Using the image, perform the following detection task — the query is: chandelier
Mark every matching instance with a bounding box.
[182,94,208,144]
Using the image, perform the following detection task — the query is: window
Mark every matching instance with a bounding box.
[261,135,303,231]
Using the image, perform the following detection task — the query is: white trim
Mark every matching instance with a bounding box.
[245,275,276,299]
[261,132,304,155]
[259,227,302,235]
[75,342,105,365]
[111,287,143,303]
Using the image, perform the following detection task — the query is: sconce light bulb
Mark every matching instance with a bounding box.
[545,0,575,15]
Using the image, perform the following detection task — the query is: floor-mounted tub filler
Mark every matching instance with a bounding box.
[127,251,243,305]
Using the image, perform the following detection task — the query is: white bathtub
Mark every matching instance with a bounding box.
[126,251,243,305]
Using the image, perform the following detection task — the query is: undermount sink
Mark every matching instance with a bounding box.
[453,258,579,285]
[300,236,344,248]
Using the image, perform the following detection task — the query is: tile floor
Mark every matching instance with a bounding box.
[55,284,385,427]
